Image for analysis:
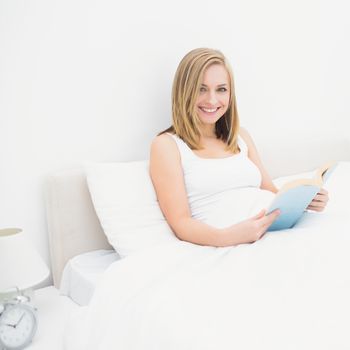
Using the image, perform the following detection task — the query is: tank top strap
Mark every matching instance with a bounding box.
[167,132,248,158]
[166,133,196,160]
[237,134,248,155]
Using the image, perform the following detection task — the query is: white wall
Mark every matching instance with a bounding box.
[1,0,349,285]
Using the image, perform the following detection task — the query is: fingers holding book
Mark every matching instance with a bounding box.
[306,188,329,212]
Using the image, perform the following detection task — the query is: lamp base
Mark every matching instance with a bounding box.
[0,287,35,305]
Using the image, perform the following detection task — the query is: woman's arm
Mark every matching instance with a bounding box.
[149,134,280,247]
[239,127,279,193]
[150,134,224,246]
[239,128,330,211]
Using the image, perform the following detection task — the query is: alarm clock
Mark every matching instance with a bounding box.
[0,296,37,350]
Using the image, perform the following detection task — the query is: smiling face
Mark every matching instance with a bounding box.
[171,48,239,150]
[195,63,230,131]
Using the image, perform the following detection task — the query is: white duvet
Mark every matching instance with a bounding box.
[64,162,350,350]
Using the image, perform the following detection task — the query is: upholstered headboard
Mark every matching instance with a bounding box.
[45,135,350,288]
[45,169,113,288]
[254,133,350,178]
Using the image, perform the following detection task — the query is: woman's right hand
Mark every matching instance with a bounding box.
[228,209,281,244]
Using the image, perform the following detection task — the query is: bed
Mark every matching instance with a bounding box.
[45,135,350,350]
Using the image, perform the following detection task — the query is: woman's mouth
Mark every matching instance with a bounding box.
[199,106,221,115]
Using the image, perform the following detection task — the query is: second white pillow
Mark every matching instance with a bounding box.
[86,160,178,258]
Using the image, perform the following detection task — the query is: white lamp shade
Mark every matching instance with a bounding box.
[0,228,50,291]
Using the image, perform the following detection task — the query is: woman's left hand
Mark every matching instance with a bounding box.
[307,188,329,212]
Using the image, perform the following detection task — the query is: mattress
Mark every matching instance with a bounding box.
[59,249,119,305]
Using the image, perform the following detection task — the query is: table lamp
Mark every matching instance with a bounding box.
[0,228,49,296]
[0,228,49,349]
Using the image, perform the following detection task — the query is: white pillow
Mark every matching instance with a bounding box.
[86,161,178,258]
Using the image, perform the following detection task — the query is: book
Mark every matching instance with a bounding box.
[265,162,338,231]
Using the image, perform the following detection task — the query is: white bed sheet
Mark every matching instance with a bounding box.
[59,249,119,306]
[64,162,350,350]
[59,168,318,308]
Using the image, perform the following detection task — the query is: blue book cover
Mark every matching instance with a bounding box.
[267,162,338,231]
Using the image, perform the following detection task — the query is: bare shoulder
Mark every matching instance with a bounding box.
[150,133,180,161]
[151,133,175,148]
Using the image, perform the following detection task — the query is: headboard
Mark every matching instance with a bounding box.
[45,169,112,288]
[45,135,350,288]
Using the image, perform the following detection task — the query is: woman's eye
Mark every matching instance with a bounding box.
[199,87,206,92]
[218,87,227,92]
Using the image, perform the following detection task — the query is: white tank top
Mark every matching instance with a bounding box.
[167,133,268,228]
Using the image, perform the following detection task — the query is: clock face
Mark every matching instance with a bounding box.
[0,303,37,350]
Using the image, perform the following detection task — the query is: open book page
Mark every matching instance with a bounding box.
[247,169,318,217]
[267,163,337,231]
[277,162,338,194]
[273,170,317,191]
[317,161,338,183]
[246,163,338,232]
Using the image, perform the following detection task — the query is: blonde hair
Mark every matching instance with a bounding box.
[160,47,240,153]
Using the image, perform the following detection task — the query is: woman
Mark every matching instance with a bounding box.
[150,48,328,247]
[65,48,339,350]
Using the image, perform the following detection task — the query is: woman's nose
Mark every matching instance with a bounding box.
[207,91,218,105]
